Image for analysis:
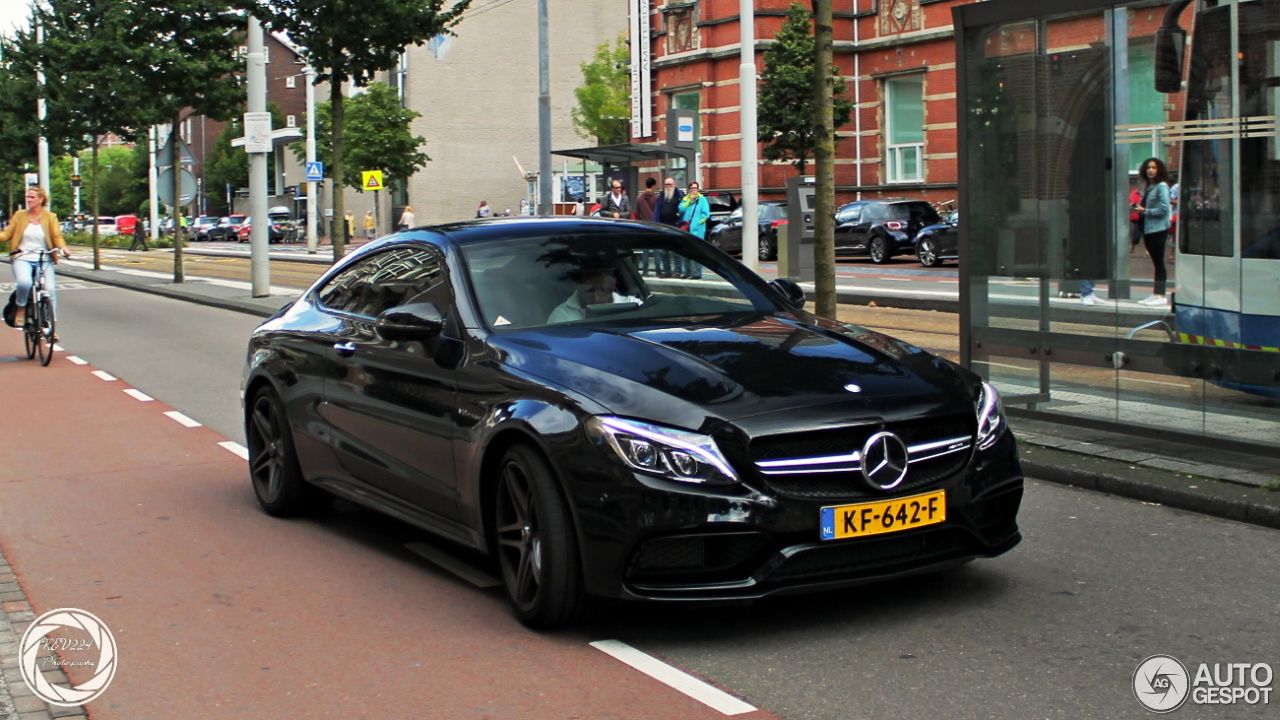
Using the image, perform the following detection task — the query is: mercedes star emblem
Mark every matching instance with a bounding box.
[860,431,910,490]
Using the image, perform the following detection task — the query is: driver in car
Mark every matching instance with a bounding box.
[547,266,641,324]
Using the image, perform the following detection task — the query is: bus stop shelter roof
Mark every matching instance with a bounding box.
[552,142,691,166]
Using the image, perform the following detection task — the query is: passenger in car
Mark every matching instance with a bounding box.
[547,267,641,324]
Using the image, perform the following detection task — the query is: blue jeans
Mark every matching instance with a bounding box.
[12,255,57,317]
[1080,279,1095,297]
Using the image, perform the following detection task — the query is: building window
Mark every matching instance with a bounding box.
[286,75,296,89]
[286,115,297,128]
[886,75,924,183]
[666,8,698,54]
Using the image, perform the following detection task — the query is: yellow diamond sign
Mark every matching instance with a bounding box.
[362,170,384,191]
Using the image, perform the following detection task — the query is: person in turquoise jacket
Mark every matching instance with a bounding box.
[1134,157,1172,306]
[679,182,711,279]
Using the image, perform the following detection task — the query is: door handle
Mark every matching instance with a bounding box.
[333,341,356,357]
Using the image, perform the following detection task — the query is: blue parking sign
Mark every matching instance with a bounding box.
[305,162,324,181]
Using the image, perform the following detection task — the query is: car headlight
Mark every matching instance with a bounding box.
[976,381,1006,451]
[587,417,739,485]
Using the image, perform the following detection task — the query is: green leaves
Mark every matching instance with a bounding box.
[571,34,631,146]
[757,3,853,174]
[298,82,428,190]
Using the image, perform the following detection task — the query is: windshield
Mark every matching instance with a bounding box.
[460,229,789,330]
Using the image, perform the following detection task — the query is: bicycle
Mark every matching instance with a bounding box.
[18,249,59,366]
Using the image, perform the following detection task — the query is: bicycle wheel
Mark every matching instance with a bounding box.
[35,297,54,366]
[22,306,36,359]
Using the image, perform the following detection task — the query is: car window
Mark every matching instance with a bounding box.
[317,246,448,318]
[886,202,938,223]
[461,230,784,330]
[835,205,861,223]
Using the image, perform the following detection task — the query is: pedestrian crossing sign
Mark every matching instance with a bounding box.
[305,162,324,181]
[362,170,384,191]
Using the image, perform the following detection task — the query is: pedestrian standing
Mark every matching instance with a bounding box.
[476,200,492,218]
[399,206,415,231]
[634,178,660,274]
[599,180,631,219]
[679,181,711,279]
[652,178,684,277]
[364,211,376,239]
[344,211,355,241]
[1134,157,1172,306]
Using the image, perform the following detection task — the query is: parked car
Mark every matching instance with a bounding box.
[191,216,220,242]
[236,216,291,243]
[833,198,941,263]
[206,215,247,242]
[115,215,140,237]
[700,189,739,235]
[915,210,959,267]
[707,201,789,261]
[242,216,1024,628]
[94,216,118,236]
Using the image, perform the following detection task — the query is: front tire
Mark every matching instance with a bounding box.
[247,388,332,516]
[869,235,891,264]
[494,444,589,629]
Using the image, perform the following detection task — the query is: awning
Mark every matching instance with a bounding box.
[552,142,692,166]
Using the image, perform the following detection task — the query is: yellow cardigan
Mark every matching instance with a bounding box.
[2,209,66,258]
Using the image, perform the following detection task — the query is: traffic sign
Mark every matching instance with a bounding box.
[70,174,82,188]
[157,167,197,205]
[305,162,324,181]
[362,170,384,191]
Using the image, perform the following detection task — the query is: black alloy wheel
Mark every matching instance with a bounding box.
[247,388,333,516]
[869,235,891,264]
[494,444,589,628]
[917,237,941,267]
[35,298,54,366]
[758,233,777,261]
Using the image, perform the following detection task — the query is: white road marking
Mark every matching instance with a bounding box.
[123,388,154,402]
[404,542,502,588]
[589,639,757,716]
[218,441,249,460]
[164,410,202,428]
[66,355,88,365]
[92,370,117,381]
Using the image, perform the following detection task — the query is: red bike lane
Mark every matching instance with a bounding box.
[0,334,777,720]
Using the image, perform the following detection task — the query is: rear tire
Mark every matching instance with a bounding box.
[247,388,333,516]
[22,306,35,359]
[494,444,590,629]
[757,233,777,262]
[917,238,941,267]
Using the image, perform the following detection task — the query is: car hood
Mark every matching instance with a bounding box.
[490,314,974,425]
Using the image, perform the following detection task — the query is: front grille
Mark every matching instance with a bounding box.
[748,414,976,500]
[627,531,770,585]
[771,528,972,582]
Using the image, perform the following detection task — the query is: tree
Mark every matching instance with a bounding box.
[204,103,286,216]
[294,82,428,193]
[571,34,630,146]
[104,0,244,281]
[0,35,40,216]
[250,0,472,260]
[812,0,838,319]
[757,3,853,175]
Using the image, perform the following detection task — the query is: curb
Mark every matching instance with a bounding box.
[1018,444,1280,529]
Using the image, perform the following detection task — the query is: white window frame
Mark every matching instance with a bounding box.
[885,75,925,184]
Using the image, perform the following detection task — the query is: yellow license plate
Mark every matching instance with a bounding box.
[820,490,946,540]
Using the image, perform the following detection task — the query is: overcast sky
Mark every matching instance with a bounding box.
[0,0,32,38]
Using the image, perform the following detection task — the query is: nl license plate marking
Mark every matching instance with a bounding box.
[820,490,946,541]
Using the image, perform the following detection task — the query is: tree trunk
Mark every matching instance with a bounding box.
[91,140,101,271]
[812,0,837,319]
[172,115,185,283]
[330,80,346,261]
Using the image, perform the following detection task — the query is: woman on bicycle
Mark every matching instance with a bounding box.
[2,185,70,327]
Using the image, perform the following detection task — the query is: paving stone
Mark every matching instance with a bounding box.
[1140,457,1204,474]
[12,696,44,715]
[1099,448,1158,463]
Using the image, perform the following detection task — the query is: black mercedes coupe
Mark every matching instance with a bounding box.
[242,217,1023,628]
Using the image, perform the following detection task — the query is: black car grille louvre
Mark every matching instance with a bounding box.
[771,527,974,582]
[627,532,770,585]
[747,414,977,500]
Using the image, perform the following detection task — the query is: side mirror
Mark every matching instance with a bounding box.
[376,302,444,343]
[1154,25,1186,93]
[769,278,806,309]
